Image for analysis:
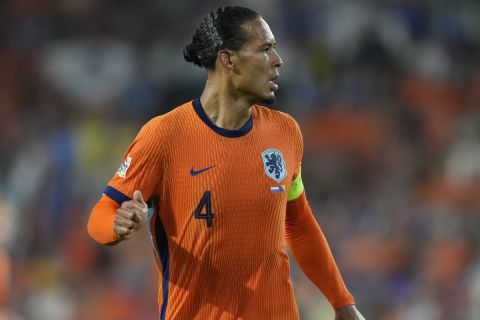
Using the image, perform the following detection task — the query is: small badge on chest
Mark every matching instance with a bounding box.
[262,148,287,192]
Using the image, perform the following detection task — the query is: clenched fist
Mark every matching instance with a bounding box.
[114,190,148,241]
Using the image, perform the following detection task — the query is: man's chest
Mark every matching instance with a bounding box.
[159,137,296,227]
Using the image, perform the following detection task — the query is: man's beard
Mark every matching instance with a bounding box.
[257,95,276,106]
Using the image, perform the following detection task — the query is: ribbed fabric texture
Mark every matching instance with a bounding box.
[286,192,355,309]
[106,100,306,319]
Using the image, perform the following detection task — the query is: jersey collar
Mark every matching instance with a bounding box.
[192,98,253,138]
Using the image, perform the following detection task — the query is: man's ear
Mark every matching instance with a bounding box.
[218,49,237,70]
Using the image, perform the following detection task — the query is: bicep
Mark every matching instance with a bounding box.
[107,124,164,203]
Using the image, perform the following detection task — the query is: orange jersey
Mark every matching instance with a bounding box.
[96,99,353,319]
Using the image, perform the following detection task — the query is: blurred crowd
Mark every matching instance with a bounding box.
[1,0,480,319]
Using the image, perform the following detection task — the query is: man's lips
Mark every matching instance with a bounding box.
[269,75,279,90]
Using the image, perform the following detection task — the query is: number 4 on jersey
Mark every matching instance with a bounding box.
[194,191,215,227]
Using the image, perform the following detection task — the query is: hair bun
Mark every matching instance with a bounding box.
[183,43,202,67]
[184,6,259,70]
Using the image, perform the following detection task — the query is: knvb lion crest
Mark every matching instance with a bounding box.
[262,148,287,183]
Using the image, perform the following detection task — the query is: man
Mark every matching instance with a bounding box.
[88,6,365,320]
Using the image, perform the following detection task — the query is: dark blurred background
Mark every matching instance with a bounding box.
[1,0,480,319]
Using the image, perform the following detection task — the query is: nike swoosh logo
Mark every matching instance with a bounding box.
[190,165,215,176]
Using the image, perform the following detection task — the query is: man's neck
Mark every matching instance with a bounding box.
[200,79,252,131]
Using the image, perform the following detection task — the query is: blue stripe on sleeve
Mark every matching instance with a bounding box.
[103,186,131,204]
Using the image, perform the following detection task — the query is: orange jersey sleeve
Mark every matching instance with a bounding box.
[87,195,120,245]
[105,117,166,204]
[88,117,166,245]
[286,192,355,309]
[286,121,354,309]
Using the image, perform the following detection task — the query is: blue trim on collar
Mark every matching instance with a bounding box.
[192,98,253,138]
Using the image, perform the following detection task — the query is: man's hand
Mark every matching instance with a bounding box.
[113,190,148,241]
[335,305,366,320]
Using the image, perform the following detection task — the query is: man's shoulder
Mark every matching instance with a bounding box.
[142,100,194,130]
[253,104,300,133]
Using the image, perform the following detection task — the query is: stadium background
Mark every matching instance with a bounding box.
[1,0,480,319]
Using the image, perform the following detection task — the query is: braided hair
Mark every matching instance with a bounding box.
[184,6,260,70]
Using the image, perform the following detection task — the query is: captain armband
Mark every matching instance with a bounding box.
[287,167,304,201]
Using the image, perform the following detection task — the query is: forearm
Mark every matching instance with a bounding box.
[87,195,120,245]
[286,192,354,309]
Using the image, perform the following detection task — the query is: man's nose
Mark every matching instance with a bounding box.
[272,49,283,68]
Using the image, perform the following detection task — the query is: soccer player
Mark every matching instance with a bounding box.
[87,6,365,320]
